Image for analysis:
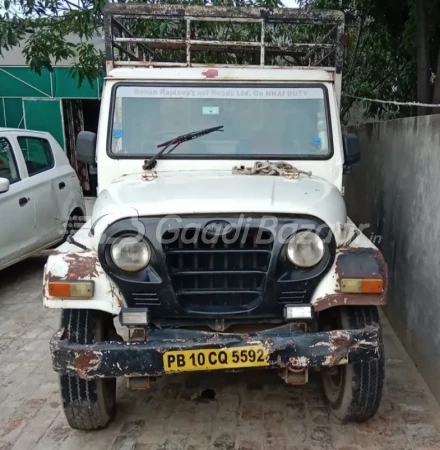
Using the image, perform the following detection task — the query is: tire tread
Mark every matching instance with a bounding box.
[323,305,385,422]
[59,309,115,430]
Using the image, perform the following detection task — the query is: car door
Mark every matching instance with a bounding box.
[44,134,84,237]
[15,134,63,245]
[0,134,37,269]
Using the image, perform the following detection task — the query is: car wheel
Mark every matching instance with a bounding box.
[321,306,385,422]
[59,309,116,430]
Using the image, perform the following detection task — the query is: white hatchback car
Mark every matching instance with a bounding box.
[0,128,85,270]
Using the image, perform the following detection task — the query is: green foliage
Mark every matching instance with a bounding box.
[0,0,284,87]
[1,0,108,86]
[1,0,436,121]
[298,0,430,122]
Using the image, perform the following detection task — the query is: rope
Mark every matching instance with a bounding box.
[232,161,312,179]
[344,94,440,108]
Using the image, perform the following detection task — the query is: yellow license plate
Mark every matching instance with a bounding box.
[163,346,269,373]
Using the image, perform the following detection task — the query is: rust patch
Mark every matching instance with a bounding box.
[313,293,387,312]
[104,5,345,73]
[73,350,102,378]
[105,4,345,22]
[46,253,99,284]
[264,338,275,353]
[46,271,62,283]
[64,253,99,280]
[331,333,351,348]
[288,356,309,367]
[326,352,347,366]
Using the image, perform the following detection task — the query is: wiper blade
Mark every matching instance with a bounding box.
[143,125,224,170]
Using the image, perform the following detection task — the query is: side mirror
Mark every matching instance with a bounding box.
[343,134,361,166]
[0,177,10,193]
[76,131,97,164]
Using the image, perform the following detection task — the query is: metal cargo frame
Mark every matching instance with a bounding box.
[104,5,345,96]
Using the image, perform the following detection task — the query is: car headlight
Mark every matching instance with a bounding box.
[287,231,325,268]
[111,235,151,272]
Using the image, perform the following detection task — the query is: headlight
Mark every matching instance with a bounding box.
[111,236,151,272]
[287,231,325,268]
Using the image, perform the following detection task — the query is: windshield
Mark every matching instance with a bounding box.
[110,84,331,159]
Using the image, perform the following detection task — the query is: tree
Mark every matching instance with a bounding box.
[0,0,283,86]
[2,0,440,121]
[0,0,109,84]
[297,0,419,121]
[300,0,440,120]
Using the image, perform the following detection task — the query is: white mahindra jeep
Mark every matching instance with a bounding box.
[43,5,387,430]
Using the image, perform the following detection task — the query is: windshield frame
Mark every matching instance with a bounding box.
[106,82,334,161]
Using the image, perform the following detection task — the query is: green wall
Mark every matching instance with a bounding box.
[0,67,102,149]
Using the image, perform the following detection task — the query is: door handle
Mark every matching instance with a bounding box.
[19,197,29,207]
[59,182,66,190]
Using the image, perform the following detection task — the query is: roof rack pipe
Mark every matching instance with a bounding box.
[104,4,345,23]
[103,5,345,74]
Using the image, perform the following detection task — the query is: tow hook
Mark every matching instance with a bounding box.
[279,365,309,385]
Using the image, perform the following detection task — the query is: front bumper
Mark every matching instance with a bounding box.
[50,325,380,380]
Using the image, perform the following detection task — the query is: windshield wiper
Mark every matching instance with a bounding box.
[142,125,224,170]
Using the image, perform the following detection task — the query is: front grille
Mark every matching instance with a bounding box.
[163,227,273,313]
[278,281,311,303]
[279,290,307,303]
[131,292,160,307]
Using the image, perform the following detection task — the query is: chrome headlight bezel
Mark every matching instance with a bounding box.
[286,230,325,268]
[110,235,151,272]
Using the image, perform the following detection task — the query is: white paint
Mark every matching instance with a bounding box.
[107,67,334,82]
[42,65,358,316]
[291,356,310,367]
[43,223,125,315]
[0,128,85,271]
[116,85,325,99]
[324,356,348,366]
[90,172,347,249]
[97,78,343,191]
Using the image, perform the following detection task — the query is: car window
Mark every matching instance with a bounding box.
[17,137,54,176]
[0,137,20,184]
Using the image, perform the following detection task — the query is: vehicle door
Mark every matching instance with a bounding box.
[14,134,63,246]
[44,135,84,237]
[0,134,37,268]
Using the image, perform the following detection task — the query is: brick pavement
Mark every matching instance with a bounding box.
[1,255,440,450]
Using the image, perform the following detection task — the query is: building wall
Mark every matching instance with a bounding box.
[0,33,105,66]
[0,67,102,149]
[344,115,440,403]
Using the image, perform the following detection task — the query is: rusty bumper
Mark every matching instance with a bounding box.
[50,325,380,380]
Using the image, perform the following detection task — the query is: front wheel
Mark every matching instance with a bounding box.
[59,309,116,430]
[321,306,385,422]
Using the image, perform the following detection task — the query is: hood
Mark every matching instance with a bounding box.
[91,171,347,246]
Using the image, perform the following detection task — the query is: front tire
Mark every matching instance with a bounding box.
[321,306,385,422]
[59,309,116,430]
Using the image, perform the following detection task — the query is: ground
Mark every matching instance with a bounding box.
[1,256,440,450]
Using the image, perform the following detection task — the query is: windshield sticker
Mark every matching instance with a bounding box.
[203,106,220,115]
[313,137,321,146]
[113,129,124,139]
[117,86,324,100]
